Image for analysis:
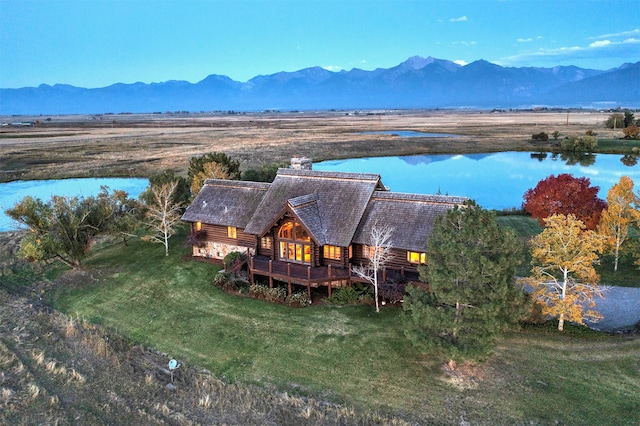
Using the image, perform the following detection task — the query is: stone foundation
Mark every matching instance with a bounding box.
[193,241,254,260]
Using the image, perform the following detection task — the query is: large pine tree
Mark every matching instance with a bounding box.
[403,200,525,361]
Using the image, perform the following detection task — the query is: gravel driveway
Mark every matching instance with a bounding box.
[585,286,640,332]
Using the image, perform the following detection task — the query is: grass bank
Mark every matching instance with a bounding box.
[50,226,640,424]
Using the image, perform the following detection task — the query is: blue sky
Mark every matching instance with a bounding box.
[1,0,638,89]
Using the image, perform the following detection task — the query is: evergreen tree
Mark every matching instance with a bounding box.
[403,200,525,361]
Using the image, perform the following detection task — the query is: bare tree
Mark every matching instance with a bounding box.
[143,181,183,256]
[352,224,394,313]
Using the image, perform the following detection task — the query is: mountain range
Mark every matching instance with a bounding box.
[1,56,639,115]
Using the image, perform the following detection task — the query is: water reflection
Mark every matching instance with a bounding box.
[315,152,640,210]
[356,130,458,138]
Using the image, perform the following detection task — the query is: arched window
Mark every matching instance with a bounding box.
[278,221,311,264]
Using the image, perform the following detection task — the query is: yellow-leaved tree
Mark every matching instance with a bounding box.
[190,161,232,197]
[522,214,606,331]
[597,176,640,271]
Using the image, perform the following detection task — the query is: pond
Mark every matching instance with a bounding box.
[0,178,149,232]
[315,152,640,210]
[356,130,459,138]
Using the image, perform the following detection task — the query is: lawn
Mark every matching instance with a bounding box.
[52,225,640,424]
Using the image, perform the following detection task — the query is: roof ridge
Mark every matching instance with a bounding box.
[372,191,468,204]
[204,179,270,190]
[276,168,381,182]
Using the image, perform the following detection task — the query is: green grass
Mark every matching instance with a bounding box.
[497,214,543,239]
[597,138,640,153]
[51,225,640,424]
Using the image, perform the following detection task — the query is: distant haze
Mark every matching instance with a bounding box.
[1,56,638,115]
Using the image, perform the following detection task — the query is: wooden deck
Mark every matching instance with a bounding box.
[248,256,420,297]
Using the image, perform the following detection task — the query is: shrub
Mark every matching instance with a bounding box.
[249,284,286,302]
[233,276,251,293]
[264,287,287,303]
[532,132,549,141]
[561,135,598,152]
[325,286,360,305]
[622,125,640,139]
[213,272,231,288]
[379,278,407,304]
[213,271,243,292]
[286,291,311,307]
[223,251,247,271]
[249,283,268,299]
[359,293,375,306]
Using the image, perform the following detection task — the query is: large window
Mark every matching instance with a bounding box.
[323,245,342,260]
[278,221,311,264]
[407,251,427,264]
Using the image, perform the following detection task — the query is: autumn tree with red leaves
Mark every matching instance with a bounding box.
[522,174,607,230]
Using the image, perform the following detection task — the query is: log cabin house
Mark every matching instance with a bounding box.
[182,168,467,297]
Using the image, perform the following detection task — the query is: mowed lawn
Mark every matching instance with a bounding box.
[53,225,640,424]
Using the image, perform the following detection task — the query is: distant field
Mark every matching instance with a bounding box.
[0,110,631,182]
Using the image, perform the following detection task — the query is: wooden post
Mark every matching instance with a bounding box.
[249,257,255,285]
[269,260,273,288]
[288,263,292,295]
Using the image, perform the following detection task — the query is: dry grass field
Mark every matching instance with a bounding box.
[0,110,623,182]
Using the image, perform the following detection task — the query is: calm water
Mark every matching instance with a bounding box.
[0,178,148,232]
[315,152,640,210]
[357,130,458,138]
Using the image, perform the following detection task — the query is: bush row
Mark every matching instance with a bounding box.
[213,274,312,307]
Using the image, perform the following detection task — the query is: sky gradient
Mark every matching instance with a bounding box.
[1,0,638,89]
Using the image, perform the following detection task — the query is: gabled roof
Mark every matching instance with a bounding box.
[287,192,326,245]
[181,179,270,228]
[243,169,385,247]
[183,170,468,252]
[352,191,469,252]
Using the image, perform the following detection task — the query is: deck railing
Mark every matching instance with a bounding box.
[248,256,419,296]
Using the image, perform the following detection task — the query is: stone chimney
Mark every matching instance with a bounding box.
[290,156,312,170]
